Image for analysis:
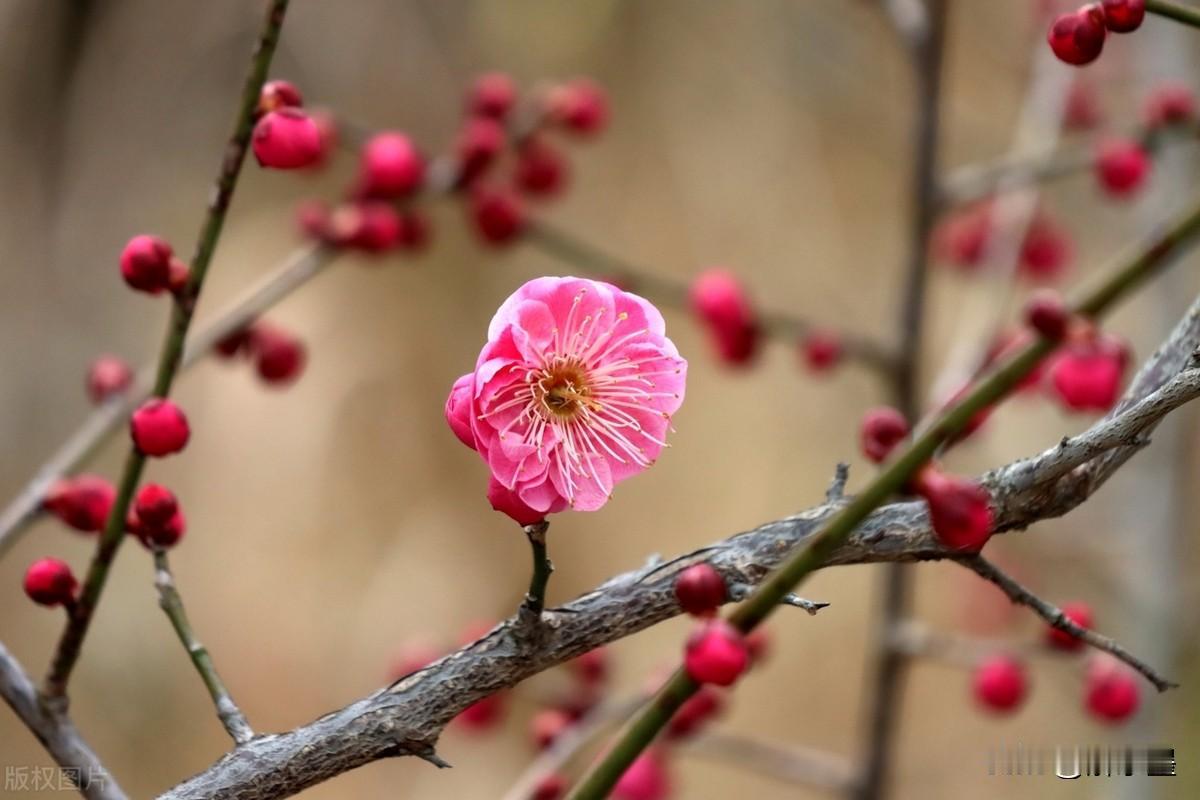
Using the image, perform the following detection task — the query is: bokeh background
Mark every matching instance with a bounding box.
[1,1,1198,798]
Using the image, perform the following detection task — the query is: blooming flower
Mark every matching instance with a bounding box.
[447,277,687,523]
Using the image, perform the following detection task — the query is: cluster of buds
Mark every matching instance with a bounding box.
[252,80,333,169]
[970,601,1139,724]
[214,321,307,386]
[933,203,1073,282]
[1047,1,1145,66]
[687,267,844,374]
[295,73,608,257]
[119,234,190,297]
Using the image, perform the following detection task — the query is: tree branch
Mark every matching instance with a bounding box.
[159,283,1200,800]
[957,556,1177,691]
[153,549,254,745]
[683,731,853,793]
[942,123,1200,209]
[41,0,292,699]
[1146,0,1200,28]
[0,242,332,561]
[0,641,127,800]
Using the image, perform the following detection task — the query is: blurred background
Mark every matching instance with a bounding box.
[1,1,1198,797]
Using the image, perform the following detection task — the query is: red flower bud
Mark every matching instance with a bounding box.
[1143,82,1196,129]
[532,774,568,800]
[1024,290,1070,341]
[860,406,909,464]
[1049,333,1129,412]
[469,184,526,245]
[1019,213,1073,283]
[919,470,993,551]
[666,685,725,740]
[1047,5,1107,66]
[252,326,307,386]
[86,356,133,404]
[43,475,115,533]
[467,72,517,120]
[455,692,507,731]
[689,269,760,367]
[167,257,190,295]
[133,508,186,549]
[119,234,173,293]
[546,79,609,137]
[1095,138,1150,198]
[252,109,325,169]
[1064,79,1103,130]
[1046,601,1094,651]
[530,707,573,750]
[1100,0,1145,33]
[516,138,569,197]
[673,563,727,617]
[456,117,506,186]
[134,483,177,528]
[684,619,749,686]
[800,330,843,372]
[973,655,1028,713]
[356,132,425,199]
[1085,658,1140,723]
[567,646,609,686]
[23,557,77,607]
[258,79,303,115]
[130,398,190,457]
[613,752,671,800]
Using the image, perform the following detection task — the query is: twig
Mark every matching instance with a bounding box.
[563,194,1200,800]
[500,698,640,800]
[958,555,1177,691]
[158,300,1200,799]
[0,641,128,800]
[941,123,1200,209]
[41,0,292,699]
[728,582,828,615]
[1147,0,1200,28]
[858,1,945,796]
[683,731,853,793]
[525,220,899,375]
[521,521,553,621]
[824,463,849,502]
[0,242,333,560]
[153,549,254,745]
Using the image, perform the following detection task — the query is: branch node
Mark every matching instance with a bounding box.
[825,463,850,502]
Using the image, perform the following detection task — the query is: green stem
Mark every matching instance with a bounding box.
[1146,0,1200,28]
[522,521,553,617]
[153,549,253,744]
[565,196,1200,800]
[41,0,291,698]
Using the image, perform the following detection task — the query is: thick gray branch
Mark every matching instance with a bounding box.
[160,296,1200,800]
[0,642,127,800]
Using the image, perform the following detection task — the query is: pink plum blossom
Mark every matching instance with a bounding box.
[446,276,687,523]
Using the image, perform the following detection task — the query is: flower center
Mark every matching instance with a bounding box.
[535,358,597,420]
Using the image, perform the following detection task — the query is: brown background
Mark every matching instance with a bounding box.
[1,1,1197,798]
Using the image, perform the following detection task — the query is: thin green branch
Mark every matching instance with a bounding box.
[153,549,253,744]
[1146,0,1200,28]
[41,0,291,698]
[564,195,1200,800]
[521,521,553,618]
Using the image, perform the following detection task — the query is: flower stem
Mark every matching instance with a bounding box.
[565,194,1200,800]
[1146,0,1200,28]
[153,549,253,744]
[522,521,553,618]
[41,0,292,698]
